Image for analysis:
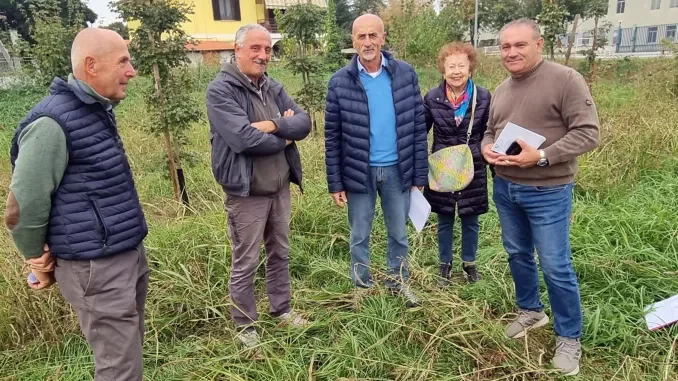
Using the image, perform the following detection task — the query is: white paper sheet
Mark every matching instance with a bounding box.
[645,294,678,331]
[408,188,431,233]
[491,122,547,154]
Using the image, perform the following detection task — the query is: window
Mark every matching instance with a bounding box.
[667,25,677,41]
[212,0,241,21]
[647,26,658,43]
[617,0,626,13]
[651,0,661,9]
[671,0,678,7]
[579,32,592,46]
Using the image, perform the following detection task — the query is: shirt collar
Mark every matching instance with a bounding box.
[236,63,267,90]
[357,53,388,76]
[68,73,116,109]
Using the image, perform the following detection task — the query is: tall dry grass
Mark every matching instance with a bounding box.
[0,57,677,380]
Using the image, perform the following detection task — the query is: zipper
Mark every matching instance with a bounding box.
[91,199,109,247]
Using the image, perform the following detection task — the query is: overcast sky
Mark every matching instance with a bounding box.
[87,0,121,26]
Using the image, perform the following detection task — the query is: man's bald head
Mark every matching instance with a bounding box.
[351,13,386,67]
[70,28,136,102]
[71,28,125,74]
[352,13,384,35]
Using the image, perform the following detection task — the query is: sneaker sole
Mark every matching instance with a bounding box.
[509,314,550,339]
[560,365,580,376]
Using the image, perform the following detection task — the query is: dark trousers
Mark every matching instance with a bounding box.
[437,213,480,265]
[55,244,149,381]
[226,185,292,326]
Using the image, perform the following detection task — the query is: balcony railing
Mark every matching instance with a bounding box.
[261,20,279,34]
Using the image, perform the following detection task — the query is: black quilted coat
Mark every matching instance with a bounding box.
[423,80,492,217]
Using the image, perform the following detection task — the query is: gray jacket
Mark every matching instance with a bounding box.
[206,65,311,196]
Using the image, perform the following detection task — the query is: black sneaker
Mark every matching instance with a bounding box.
[463,263,481,283]
[438,263,451,287]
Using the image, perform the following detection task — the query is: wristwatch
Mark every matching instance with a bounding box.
[537,150,549,167]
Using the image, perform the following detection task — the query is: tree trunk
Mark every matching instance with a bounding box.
[148,30,181,203]
[469,20,474,46]
[312,113,317,136]
[589,16,600,82]
[173,144,190,207]
[565,14,580,66]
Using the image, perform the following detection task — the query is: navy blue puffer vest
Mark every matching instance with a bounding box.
[10,77,148,260]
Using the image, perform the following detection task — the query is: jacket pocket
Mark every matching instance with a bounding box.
[90,198,109,246]
[69,259,96,296]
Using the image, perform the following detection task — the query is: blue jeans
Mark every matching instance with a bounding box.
[493,176,582,339]
[437,213,479,265]
[347,165,410,289]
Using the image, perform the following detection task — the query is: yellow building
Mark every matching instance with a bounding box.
[127,0,326,65]
[174,0,326,45]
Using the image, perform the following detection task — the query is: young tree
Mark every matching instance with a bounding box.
[26,0,84,85]
[114,0,200,206]
[536,0,569,59]
[335,0,353,30]
[276,4,326,135]
[383,0,464,65]
[0,0,96,45]
[564,13,580,66]
[581,0,608,80]
[324,0,345,71]
[446,0,488,45]
[352,0,384,17]
[102,21,129,39]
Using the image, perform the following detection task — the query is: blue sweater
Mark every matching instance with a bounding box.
[358,62,398,166]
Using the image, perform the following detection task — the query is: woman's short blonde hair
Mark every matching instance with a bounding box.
[437,42,477,75]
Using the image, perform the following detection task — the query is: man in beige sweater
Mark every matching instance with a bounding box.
[482,19,600,376]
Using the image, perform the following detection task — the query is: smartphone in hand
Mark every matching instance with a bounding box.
[505,141,523,156]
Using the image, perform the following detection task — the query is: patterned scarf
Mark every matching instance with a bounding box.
[445,78,474,127]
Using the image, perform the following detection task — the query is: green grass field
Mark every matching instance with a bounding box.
[1,57,677,380]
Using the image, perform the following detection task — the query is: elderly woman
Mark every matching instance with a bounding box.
[424,42,492,286]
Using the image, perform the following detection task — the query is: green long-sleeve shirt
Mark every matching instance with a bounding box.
[7,74,113,258]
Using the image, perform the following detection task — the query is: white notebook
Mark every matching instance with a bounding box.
[645,294,678,331]
[491,122,546,154]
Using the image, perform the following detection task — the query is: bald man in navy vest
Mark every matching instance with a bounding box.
[4,28,148,380]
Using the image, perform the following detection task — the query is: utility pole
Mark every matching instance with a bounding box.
[474,0,479,47]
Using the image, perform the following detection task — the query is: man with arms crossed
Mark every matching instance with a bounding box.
[482,19,600,376]
[206,24,312,348]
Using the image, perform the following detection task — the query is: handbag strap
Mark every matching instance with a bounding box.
[465,84,477,144]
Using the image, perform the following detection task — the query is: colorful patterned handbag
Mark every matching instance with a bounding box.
[428,84,477,193]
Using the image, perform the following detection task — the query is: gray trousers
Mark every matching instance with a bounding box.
[226,185,292,326]
[55,245,149,381]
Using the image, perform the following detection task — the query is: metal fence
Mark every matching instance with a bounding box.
[616,23,678,53]
[0,56,35,73]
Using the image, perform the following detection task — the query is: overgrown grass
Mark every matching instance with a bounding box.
[1,57,677,380]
